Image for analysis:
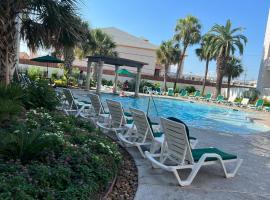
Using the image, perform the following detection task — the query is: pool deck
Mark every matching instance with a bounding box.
[70,88,270,200]
[130,127,270,200]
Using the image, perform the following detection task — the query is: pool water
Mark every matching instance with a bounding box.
[95,94,270,135]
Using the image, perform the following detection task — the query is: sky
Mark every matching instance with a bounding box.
[21,0,270,81]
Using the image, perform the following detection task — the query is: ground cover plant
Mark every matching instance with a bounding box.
[0,81,122,200]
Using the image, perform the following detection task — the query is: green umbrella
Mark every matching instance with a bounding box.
[116,69,134,77]
[31,55,64,77]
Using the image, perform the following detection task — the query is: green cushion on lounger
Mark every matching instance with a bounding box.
[126,119,133,124]
[153,132,163,137]
[124,112,132,117]
[150,121,159,125]
[146,116,160,133]
[78,102,91,109]
[80,100,90,104]
[192,148,237,162]
[189,136,196,140]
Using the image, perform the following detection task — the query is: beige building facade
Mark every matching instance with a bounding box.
[257,10,270,97]
[101,27,160,76]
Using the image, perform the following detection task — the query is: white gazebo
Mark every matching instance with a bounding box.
[86,56,147,97]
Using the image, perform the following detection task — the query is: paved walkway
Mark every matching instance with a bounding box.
[126,127,270,200]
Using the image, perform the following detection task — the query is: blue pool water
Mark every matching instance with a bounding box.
[95,94,270,135]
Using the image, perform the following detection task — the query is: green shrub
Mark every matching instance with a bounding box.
[139,80,154,92]
[234,97,242,103]
[90,79,97,87]
[22,80,59,110]
[127,80,136,92]
[0,83,24,124]
[174,87,180,93]
[0,128,64,164]
[243,89,260,103]
[0,109,122,199]
[101,79,113,86]
[51,72,58,81]
[0,99,23,124]
[27,67,43,81]
[263,101,270,107]
[153,82,161,89]
[185,86,196,93]
[71,67,80,80]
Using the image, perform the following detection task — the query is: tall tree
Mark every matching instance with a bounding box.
[82,29,117,90]
[224,57,244,98]
[156,40,180,91]
[173,15,201,90]
[208,20,247,97]
[195,34,215,95]
[57,17,89,85]
[0,0,80,85]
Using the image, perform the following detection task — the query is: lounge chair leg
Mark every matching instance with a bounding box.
[224,159,243,178]
[149,141,161,154]
[173,169,198,187]
[136,145,146,158]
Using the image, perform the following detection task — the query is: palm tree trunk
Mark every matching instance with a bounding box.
[0,2,17,85]
[201,58,209,96]
[64,47,75,86]
[164,65,169,91]
[227,76,231,98]
[173,46,187,90]
[86,61,92,90]
[215,56,225,98]
[93,63,98,82]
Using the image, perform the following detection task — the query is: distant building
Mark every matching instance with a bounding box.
[257,10,270,97]
[101,27,160,77]
[71,27,165,80]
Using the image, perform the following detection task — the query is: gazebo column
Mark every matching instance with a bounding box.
[135,67,142,97]
[113,65,119,94]
[96,60,104,94]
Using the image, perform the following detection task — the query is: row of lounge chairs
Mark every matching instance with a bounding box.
[59,89,243,186]
[148,87,268,111]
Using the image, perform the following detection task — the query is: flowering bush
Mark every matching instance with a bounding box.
[22,80,59,110]
[0,109,122,199]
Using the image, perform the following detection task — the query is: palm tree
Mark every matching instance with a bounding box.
[224,57,244,98]
[208,20,247,97]
[173,15,201,90]
[82,29,117,90]
[195,35,215,95]
[58,18,89,85]
[156,40,180,91]
[0,0,79,85]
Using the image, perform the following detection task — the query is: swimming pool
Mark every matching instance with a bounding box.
[99,94,270,135]
[77,92,269,135]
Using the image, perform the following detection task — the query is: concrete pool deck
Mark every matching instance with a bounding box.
[69,88,270,199]
[129,127,270,200]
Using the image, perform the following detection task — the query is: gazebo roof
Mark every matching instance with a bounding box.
[86,56,148,68]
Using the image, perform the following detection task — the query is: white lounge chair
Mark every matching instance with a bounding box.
[97,99,133,134]
[62,88,91,118]
[88,93,110,123]
[222,95,237,105]
[145,118,243,186]
[117,108,163,157]
[234,98,249,107]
